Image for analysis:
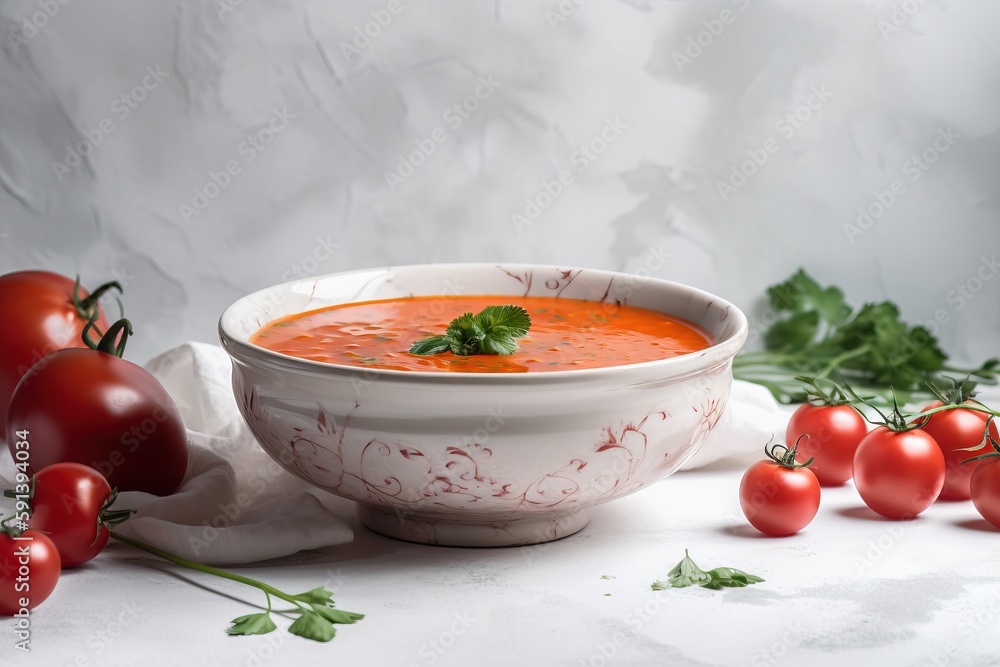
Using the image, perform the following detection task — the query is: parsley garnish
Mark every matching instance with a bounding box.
[733,269,1000,404]
[410,305,530,356]
[651,550,764,591]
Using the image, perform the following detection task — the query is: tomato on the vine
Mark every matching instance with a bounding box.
[0,271,120,433]
[740,437,821,536]
[971,453,1000,529]
[26,463,133,568]
[918,400,996,501]
[853,426,945,519]
[787,403,868,486]
[0,527,60,616]
[6,319,188,496]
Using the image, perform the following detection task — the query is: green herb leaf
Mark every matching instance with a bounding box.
[291,587,335,606]
[768,269,851,333]
[702,567,765,590]
[411,305,531,357]
[652,551,762,592]
[310,604,365,624]
[477,305,531,339]
[288,611,337,643]
[445,312,485,355]
[663,549,712,588]
[409,335,451,355]
[227,613,278,636]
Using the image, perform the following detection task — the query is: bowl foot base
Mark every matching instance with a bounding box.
[357,505,590,547]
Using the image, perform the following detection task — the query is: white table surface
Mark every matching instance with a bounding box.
[9,459,1000,667]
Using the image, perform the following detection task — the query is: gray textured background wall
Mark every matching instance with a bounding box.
[1,0,998,364]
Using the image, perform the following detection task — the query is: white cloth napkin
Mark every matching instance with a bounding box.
[0,342,788,564]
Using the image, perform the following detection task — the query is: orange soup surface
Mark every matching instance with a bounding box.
[251,295,713,373]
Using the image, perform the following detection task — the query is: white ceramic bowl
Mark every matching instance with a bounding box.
[219,264,747,546]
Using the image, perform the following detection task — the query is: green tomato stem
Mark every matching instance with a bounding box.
[73,277,123,319]
[83,317,133,357]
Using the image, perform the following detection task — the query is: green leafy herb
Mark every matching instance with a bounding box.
[651,550,763,591]
[734,269,1000,404]
[702,567,765,590]
[109,532,364,643]
[410,305,531,356]
[227,613,278,636]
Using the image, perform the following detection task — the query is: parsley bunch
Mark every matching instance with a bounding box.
[734,269,999,404]
[410,305,531,356]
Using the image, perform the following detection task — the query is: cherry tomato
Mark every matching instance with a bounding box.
[740,439,821,536]
[0,529,61,616]
[6,320,188,496]
[0,271,119,433]
[786,403,868,486]
[918,401,996,501]
[853,427,945,519]
[971,456,1000,529]
[27,463,128,568]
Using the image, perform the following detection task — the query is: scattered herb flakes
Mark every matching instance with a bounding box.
[600,575,616,580]
[651,550,763,592]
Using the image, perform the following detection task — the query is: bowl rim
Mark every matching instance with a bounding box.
[218,262,748,383]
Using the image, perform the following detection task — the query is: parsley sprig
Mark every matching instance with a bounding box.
[651,550,764,591]
[734,269,1000,405]
[410,305,531,356]
[110,532,363,642]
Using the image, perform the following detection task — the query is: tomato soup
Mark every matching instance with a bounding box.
[251,295,712,373]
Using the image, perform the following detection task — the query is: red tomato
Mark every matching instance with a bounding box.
[853,427,945,519]
[27,463,123,568]
[0,271,119,433]
[6,322,188,496]
[740,442,821,536]
[918,401,996,501]
[786,403,868,486]
[0,529,61,616]
[971,456,1000,529]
